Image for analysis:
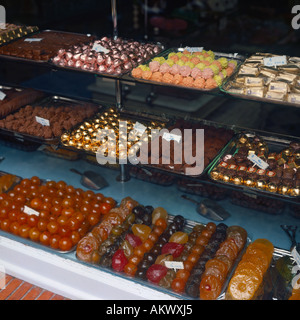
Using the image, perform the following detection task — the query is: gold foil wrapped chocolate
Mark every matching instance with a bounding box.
[232,175,243,185]
[256,179,266,190]
[266,182,278,193]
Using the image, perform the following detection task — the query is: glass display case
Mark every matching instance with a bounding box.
[0,17,299,300]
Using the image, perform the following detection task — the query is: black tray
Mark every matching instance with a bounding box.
[0,95,101,145]
[207,132,300,203]
[124,47,246,92]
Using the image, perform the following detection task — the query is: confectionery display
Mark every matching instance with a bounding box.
[131,48,240,90]
[0,98,98,141]
[222,53,300,106]
[0,21,299,301]
[52,37,162,76]
[0,31,94,61]
[148,119,234,175]
[0,87,45,118]
[199,225,247,300]
[0,23,39,46]
[0,176,117,252]
[76,197,139,262]
[76,201,251,300]
[226,239,274,300]
[209,133,300,198]
[61,107,166,157]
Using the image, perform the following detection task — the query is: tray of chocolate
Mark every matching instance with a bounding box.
[0,30,94,62]
[208,132,300,201]
[0,95,99,145]
[221,53,300,107]
[76,199,251,300]
[0,23,39,46]
[60,107,169,159]
[51,36,163,77]
[0,86,45,118]
[142,118,235,177]
[128,47,245,91]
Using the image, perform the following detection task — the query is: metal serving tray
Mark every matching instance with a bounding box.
[50,37,165,79]
[124,47,246,92]
[0,95,101,145]
[220,61,300,108]
[0,30,94,63]
[207,132,300,202]
[139,118,237,178]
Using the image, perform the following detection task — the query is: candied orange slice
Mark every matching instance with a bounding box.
[241,254,269,275]
[227,268,262,300]
[199,274,222,300]
[247,243,273,264]
[235,261,264,280]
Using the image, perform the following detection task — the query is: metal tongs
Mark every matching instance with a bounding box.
[280,225,300,254]
[181,195,230,221]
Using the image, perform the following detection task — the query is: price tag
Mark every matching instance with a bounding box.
[133,122,147,135]
[263,56,287,67]
[247,153,269,170]
[0,90,6,101]
[183,46,203,53]
[35,116,50,126]
[24,38,43,42]
[92,43,110,54]
[24,205,40,216]
[162,132,182,143]
[164,261,184,271]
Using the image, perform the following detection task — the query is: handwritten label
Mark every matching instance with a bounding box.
[23,205,40,216]
[162,132,182,143]
[92,43,110,54]
[247,153,269,170]
[133,122,147,135]
[35,116,50,126]
[263,56,287,67]
[24,38,43,42]
[0,91,6,101]
[183,46,203,53]
[164,261,184,270]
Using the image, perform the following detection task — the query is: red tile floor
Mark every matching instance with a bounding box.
[0,274,70,300]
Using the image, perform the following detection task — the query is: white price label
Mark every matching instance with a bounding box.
[164,261,184,270]
[183,46,203,53]
[23,205,40,216]
[133,122,147,135]
[247,153,269,170]
[92,43,110,54]
[0,90,6,101]
[36,116,50,126]
[263,56,287,67]
[162,132,182,143]
[24,38,43,42]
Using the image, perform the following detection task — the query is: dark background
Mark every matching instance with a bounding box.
[2,0,300,56]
